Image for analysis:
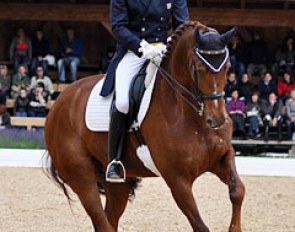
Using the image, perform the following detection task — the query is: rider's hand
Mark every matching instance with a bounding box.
[138,40,159,60]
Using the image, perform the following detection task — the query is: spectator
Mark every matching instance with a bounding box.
[258,72,277,101]
[0,84,5,105]
[226,90,246,139]
[28,82,48,117]
[31,29,50,75]
[0,64,12,101]
[261,92,283,141]
[285,89,295,140]
[31,66,54,98]
[246,92,262,139]
[11,65,31,99]
[13,88,30,117]
[0,104,11,130]
[272,37,295,79]
[228,35,246,80]
[238,73,255,103]
[57,28,82,83]
[9,28,32,73]
[225,72,238,101]
[246,31,268,79]
[99,46,115,74]
[277,71,295,103]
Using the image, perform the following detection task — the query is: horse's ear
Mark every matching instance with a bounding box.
[220,27,237,45]
[195,28,201,45]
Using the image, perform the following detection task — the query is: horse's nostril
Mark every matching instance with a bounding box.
[206,118,214,127]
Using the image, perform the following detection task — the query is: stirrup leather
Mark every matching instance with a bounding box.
[106,160,126,183]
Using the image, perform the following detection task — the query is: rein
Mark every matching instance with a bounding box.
[151,59,203,115]
[151,47,226,116]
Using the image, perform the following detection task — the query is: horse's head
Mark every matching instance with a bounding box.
[192,26,236,129]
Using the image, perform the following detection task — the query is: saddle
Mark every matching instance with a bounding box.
[111,60,150,129]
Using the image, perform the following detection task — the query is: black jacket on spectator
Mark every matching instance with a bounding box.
[261,99,283,119]
[238,81,255,102]
[32,37,50,58]
[228,42,246,63]
[28,92,48,114]
[258,80,277,101]
[225,80,238,98]
[246,39,268,65]
[13,95,30,114]
[0,112,11,127]
[0,90,6,105]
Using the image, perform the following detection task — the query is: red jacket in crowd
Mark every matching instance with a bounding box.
[277,81,295,98]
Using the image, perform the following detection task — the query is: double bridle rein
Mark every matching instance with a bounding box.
[151,46,227,116]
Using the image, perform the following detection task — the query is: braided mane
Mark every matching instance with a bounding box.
[165,21,208,56]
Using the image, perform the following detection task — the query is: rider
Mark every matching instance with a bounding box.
[101,0,189,182]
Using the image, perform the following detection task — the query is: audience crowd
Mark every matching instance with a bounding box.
[0,26,113,131]
[1,27,295,141]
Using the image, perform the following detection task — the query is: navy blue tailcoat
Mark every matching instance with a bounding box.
[100,0,189,96]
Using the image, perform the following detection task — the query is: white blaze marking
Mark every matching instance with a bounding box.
[213,78,219,108]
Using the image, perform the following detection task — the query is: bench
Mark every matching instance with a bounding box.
[6,99,56,110]
[10,116,46,130]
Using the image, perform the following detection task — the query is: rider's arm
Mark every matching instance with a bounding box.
[111,0,141,56]
[171,0,189,30]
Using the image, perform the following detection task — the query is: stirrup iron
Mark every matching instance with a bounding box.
[106,160,126,183]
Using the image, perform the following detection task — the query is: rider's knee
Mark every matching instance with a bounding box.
[115,100,129,114]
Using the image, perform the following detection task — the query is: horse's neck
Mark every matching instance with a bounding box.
[151,31,198,124]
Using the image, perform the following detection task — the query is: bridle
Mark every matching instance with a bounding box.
[151,45,228,116]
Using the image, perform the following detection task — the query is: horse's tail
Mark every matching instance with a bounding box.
[43,151,72,203]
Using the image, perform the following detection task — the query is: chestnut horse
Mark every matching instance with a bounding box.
[45,22,245,232]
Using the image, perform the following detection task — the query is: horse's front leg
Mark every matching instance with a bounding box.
[213,147,245,232]
[166,177,209,232]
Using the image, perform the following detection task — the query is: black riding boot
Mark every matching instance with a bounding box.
[106,107,128,183]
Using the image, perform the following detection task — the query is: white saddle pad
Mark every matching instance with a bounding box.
[86,72,157,132]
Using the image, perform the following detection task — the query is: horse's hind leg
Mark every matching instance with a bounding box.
[165,177,209,232]
[213,148,245,232]
[56,149,113,232]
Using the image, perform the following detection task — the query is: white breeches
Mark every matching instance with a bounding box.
[115,51,146,114]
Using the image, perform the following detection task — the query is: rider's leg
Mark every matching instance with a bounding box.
[106,51,146,182]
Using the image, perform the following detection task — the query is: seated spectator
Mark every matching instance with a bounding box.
[285,89,295,140]
[28,82,48,117]
[0,84,5,105]
[31,29,50,75]
[9,28,32,73]
[31,65,54,98]
[261,92,283,141]
[246,92,262,139]
[272,37,295,79]
[258,72,276,101]
[226,90,246,139]
[225,72,238,101]
[0,64,12,101]
[238,73,255,103]
[228,35,246,80]
[11,65,31,99]
[99,46,115,74]
[277,71,295,103]
[13,88,30,117]
[57,28,82,83]
[0,104,11,130]
[246,31,268,80]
